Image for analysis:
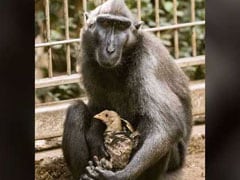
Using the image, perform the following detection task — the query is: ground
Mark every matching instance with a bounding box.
[183,135,205,180]
[35,129,205,180]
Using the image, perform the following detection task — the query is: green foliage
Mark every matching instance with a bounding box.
[36,83,85,102]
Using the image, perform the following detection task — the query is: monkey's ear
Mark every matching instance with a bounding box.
[84,12,89,20]
[135,21,143,30]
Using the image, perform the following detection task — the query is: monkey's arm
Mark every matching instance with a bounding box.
[85,120,182,180]
[119,130,178,178]
[120,125,182,179]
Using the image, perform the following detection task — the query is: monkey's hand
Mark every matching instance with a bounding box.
[84,160,123,180]
[86,167,123,180]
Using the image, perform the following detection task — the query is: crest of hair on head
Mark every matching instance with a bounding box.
[99,0,134,19]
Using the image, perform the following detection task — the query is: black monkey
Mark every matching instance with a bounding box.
[62,0,192,179]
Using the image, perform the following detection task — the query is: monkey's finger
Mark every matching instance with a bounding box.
[100,158,112,169]
[88,160,94,167]
[93,156,100,166]
[95,166,105,174]
[86,166,99,178]
[80,174,94,180]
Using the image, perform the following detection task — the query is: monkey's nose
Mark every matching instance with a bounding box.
[106,45,115,54]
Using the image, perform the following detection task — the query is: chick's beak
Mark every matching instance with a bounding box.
[93,114,105,121]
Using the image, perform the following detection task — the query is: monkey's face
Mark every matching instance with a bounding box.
[90,15,136,68]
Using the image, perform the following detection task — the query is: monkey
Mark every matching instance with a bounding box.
[62,0,192,179]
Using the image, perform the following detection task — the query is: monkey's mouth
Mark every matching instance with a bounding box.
[96,52,122,68]
[99,61,119,68]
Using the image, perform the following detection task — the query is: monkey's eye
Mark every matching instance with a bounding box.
[99,20,111,28]
[115,21,130,31]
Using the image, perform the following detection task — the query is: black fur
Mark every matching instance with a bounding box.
[62,0,192,179]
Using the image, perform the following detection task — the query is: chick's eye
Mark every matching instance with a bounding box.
[105,114,108,117]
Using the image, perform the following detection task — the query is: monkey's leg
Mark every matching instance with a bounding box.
[163,170,183,180]
[155,140,186,180]
[167,139,187,172]
[141,152,183,180]
[137,152,171,180]
[62,100,91,179]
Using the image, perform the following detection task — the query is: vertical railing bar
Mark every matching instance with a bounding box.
[83,0,87,12]
[191,0,197,56]
[155,0,161,37]
[83,0,87,24]
[173,0,179,58]
[64,0,71,75]
[137,0,141,21]
[45,0,53,77]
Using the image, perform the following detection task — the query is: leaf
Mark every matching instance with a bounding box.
[164,2,173,13]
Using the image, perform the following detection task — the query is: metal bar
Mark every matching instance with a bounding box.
[144,21,205,32]
[64,0,71,75]
[173,0,179,58]
[83,0,87,24]
[137,0,141,21]
[35,39,80,48]
[35,21,205,48]
[83,0,87,11]
[35,74,81,89]
[155,0,160,37]
[176,55,205,67]
[35,56,205,89]
[191,0,197,56]
[45,0,53,77]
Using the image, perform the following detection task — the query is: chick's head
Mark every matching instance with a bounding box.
[94,110,122,132]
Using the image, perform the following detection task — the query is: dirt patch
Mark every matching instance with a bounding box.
[35,158,71,180]
[188,134,205,154]
[182,134,205,180]
[35,135,205,180]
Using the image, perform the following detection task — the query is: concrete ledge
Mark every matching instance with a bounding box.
[35,81,205,140]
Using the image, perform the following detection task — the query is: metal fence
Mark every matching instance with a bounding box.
[35,0,205,90]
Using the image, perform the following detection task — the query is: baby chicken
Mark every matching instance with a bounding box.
[93,110,139,171]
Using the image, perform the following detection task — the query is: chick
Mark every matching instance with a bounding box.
[93,110,140,171]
